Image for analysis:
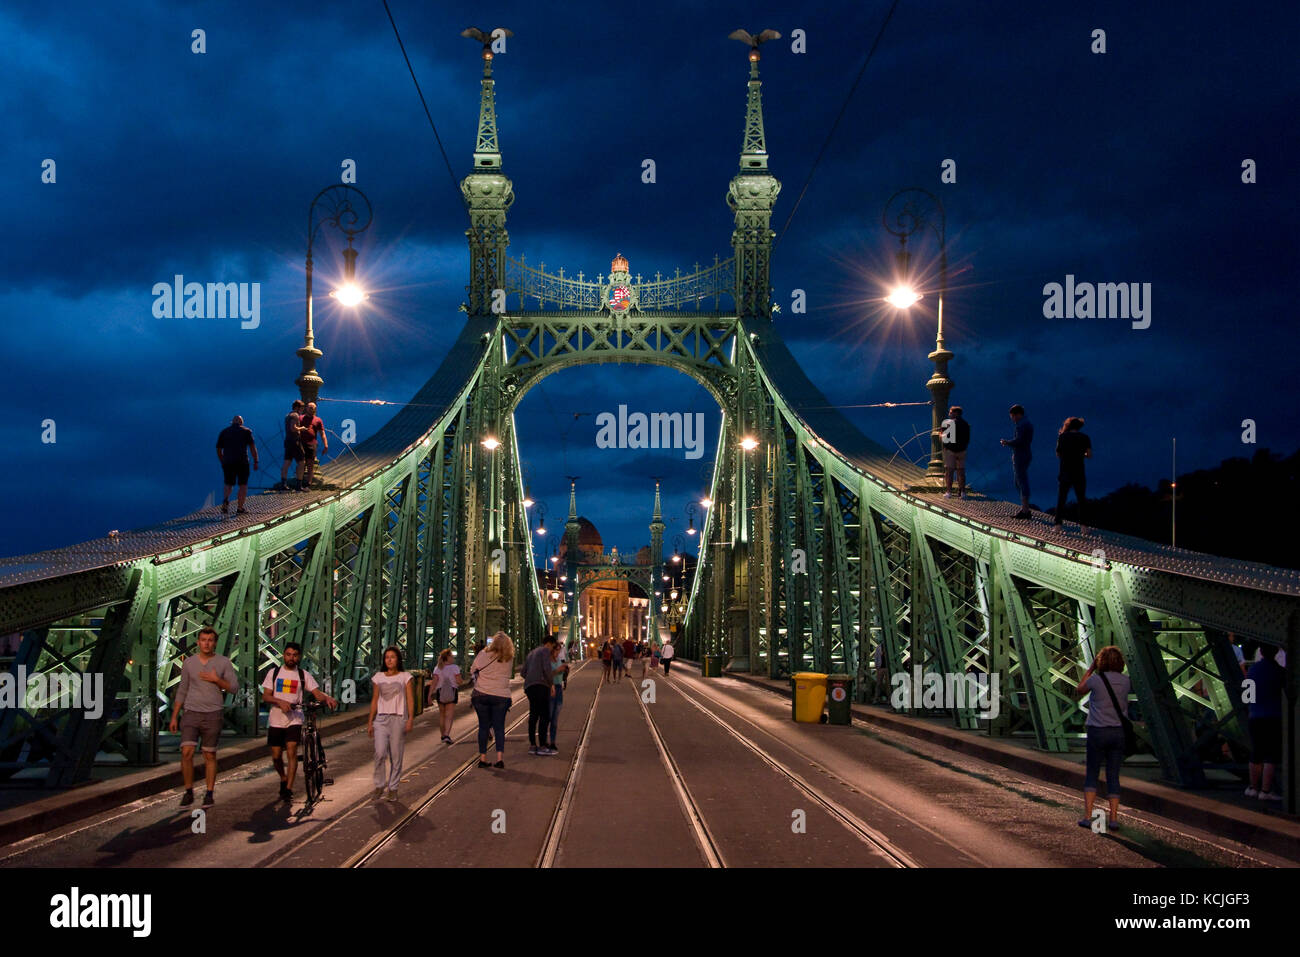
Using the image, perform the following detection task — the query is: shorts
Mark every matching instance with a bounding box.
[267,725,303,748]
[179,709,223,752]
[1249,716,1281,764]
[283,441,303,461]
[942,448,967,469]
[1012,459,1031,499]
[222,460,251,486]
[302,444,318,464]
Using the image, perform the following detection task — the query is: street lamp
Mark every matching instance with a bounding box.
[481,436,501,451]
[685,502,698,535]
[297,185,373,405]
[533,502,547,537]
[883,187,953,480]
[739,436,759,451]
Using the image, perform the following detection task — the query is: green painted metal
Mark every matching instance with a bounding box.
[1,37,1297,807]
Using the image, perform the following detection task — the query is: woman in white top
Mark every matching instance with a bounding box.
[368,646,414,800]
[469,632,515,769]
[431,648,462,746]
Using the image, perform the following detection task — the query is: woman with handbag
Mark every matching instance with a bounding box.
[470,632,515,769]
[1075,645,1133,830]
[431,648,461,746]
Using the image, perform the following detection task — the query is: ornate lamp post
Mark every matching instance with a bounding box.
[685,502,699,536]
[883,187,953,480]
[297,185,373,405]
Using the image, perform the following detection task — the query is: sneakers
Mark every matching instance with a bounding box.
[548,742,558,752]
[1244,787,1259,797]
[180,789,195,807]
[442,735,453,746]
[372,787,385,797]
[528,745,539,755]
[537,747,557,756]
[942,492,952,499]
[202,791,215,807]
[493,760,505,769]
[237,507,247,515]
[478,760,492,769]
[1260,792,1283,802]
[385,790,398,801]
[1014,509,1032,519]
[220,501,229,514]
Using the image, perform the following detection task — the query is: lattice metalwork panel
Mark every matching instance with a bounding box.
[1020,583,1090,742]
[930,540,992,677]
[1148,615,1251,765]
[158,580,226,720]
[257,540,312,679]
[873,509,914,665]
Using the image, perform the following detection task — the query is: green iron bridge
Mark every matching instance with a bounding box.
[2,40,1298,806]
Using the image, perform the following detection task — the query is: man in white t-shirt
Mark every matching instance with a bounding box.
[262,642,337,801]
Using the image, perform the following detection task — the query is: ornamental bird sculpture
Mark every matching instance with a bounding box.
[728,28,781,48]
[461,26,513,52]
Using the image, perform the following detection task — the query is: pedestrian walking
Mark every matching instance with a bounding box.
[1054,417,1093,533]
[431,648,461,745]
[1245,645,1285,802]
[262,642,337,802]
[470,631,515,769]
[661,638,675,676]
[278,399,306,491]
[600,639,613,683]
[523,635,557,755]
[999,404,1034,519]
[1074,646,1131,830]
[611,639,625,682]
[368,646,414,800]
[650,641,660,670]
[939,405,970,500]
[215,415,259,515]
[168,626,238,808]
[299,401,328,491]
[548,641,569,752]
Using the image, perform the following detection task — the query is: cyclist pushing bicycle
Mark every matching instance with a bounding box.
[262,642,337,803]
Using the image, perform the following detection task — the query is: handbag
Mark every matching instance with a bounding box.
[1098,671,1138,756]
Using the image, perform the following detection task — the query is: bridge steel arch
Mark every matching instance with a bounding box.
[0,42,1297,805]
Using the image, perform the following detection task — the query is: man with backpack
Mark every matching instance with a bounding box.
[262,642,337,801]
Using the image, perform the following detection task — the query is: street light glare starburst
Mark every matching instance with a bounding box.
[329,282,368,307]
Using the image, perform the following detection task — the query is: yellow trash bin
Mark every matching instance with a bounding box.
[791,672,828,723]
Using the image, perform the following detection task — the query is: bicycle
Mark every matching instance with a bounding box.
[300,700,333,805]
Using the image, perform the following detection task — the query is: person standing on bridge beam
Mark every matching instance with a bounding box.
[1054,417,1093,534]
[999,404,1035,520]
[299,402,327,491]
[215,415,259,514]
[277,399,307,491]
[939,405,970,500]
[169,626,238,808]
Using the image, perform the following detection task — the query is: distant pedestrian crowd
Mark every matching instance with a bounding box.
[598,636,670,683]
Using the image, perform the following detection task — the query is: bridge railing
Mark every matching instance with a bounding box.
[503,255,736,312]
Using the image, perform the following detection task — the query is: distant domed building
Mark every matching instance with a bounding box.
[555,516,652,649]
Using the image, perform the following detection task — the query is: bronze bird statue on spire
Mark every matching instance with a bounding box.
[461,26,513,54]
[728,28,781,49]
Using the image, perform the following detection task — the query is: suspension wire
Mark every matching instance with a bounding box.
[774,0,903,248]
[382,0,461,200]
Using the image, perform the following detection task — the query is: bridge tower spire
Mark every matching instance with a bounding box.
[649,481,666,642]
[461,29,514,316]
[727,30,782,320]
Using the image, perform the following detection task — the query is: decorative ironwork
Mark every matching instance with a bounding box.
[504,254,735,312]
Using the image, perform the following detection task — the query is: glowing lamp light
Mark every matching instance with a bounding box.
[481,436,501,450]
[740,436,759,451]
[672,554,682,563]
[522,497,534,509]
[886,285,922,309]
[330,282,368,307]
[700,497,713,508]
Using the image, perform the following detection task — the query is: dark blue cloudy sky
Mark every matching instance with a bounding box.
[2,1,1295,562]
